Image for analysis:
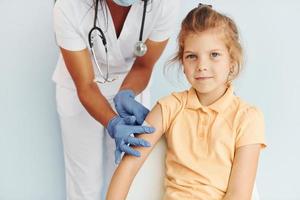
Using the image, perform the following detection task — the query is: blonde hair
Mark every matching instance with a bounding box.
[167,4,243,80]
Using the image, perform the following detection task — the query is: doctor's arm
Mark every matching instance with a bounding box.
[60,47,116,127]
[113,39,169,124]
[223,144,261,200]
[106,104,164,200]
[60,47,155,164]
[121,39,168,94]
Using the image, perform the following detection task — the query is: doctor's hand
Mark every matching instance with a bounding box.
[113,89,149,125]
[107,115,155,164]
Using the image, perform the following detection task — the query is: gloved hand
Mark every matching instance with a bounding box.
[107,115,155,164]
[114,89,149,125]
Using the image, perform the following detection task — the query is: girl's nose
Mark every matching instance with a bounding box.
[197,61,208,71]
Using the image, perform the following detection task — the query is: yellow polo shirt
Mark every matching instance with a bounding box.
[157,85,266,200]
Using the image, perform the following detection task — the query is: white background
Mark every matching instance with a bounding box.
[0,0,300,199]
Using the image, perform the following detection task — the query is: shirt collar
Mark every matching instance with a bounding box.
[186,85,235,113]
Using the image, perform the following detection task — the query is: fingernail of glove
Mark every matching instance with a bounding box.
[136,152,141,157]
[144,141,151,147]
[144,127,155,133]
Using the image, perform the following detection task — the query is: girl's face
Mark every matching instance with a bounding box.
[183,30,232,99]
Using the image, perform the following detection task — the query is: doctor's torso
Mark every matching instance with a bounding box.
[53,0,180,95]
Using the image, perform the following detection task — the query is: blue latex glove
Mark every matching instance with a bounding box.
[107,115,155,164]
[114,89,149,125]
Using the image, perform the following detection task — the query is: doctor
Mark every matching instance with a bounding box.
[53,0,180,199]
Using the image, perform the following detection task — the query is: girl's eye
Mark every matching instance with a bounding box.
[211,52,221,58]
[185,54,197,60]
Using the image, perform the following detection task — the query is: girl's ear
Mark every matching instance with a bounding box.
[229,60,237,74]
[227,62,237,82]
[230,66,235,74]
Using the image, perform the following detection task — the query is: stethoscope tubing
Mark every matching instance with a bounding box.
[88,0,148,83]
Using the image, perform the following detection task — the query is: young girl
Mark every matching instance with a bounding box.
[106,4,266,200]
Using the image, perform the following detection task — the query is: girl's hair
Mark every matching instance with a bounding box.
[168,4,243,80]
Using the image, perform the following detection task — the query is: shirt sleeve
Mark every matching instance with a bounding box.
[53,2,86,51]
[236,106,267,149]
[157,92,183,134]
[148,0,181,42]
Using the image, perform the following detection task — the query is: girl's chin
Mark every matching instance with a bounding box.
[194,89,213,96]
[193,85,214,93]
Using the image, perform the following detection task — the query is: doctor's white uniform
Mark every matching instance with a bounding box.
[53,0,180,199]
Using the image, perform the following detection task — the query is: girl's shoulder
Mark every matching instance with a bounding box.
[158,90,189,107]
[235,97,263,115]
[157,90,189,118]
[157,90,189,133]
[232,97,266,148]
[232,97,264,126]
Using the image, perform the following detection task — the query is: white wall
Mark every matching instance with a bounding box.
[0,1,65,199]
[0,0,300,200]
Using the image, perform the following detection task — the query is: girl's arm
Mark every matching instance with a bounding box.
[106,104,164,200]
[223,144,262,200]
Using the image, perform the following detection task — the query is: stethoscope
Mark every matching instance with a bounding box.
[88,0,149,84]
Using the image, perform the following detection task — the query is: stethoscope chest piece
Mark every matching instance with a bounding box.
[134,41,147,57]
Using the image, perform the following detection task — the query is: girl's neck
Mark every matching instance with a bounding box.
[195,85,228,107]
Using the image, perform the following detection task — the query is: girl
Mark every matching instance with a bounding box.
[106,4,266,200]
